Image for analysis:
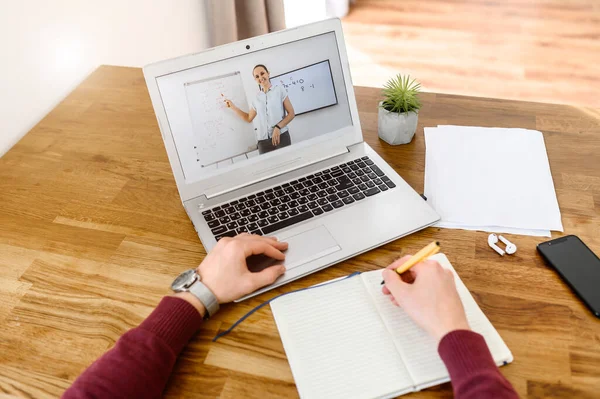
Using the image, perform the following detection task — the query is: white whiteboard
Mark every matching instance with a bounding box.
[184,72,256,167]
[271,60,338,115]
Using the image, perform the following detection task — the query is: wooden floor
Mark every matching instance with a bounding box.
[342,0,600,108]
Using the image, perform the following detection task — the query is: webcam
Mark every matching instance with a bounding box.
[246,45,250,50]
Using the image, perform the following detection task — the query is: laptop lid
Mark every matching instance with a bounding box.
[143,18,362,203]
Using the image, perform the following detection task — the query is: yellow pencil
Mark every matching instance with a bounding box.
[381,241,441,284]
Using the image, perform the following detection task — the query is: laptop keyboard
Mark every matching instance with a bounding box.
[201,156,397,241]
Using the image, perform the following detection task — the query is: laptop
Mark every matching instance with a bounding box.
[143,18,440,301]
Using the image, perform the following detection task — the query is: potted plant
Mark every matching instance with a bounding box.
[378,75,422,145]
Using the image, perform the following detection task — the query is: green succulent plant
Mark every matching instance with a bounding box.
[381,74,421,114]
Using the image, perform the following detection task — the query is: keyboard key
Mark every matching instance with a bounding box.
[235,203,246,211]
[215,210,226,218]
[281,195,291,203]
[213,206,222,211]
[366,181,375,188]
[309,185,319,193]
[331,166,340,170]
[318,182,328,190]
[298,197,308,204]
[293,184,303,191]
[361,156,369,160]
[277,204,290,212]
[322,204,333,212]
[290,180,298,185]
[379,184,389,191]
[225,206,236,215]
[258,211,269,219]
[248,215,259,223]
[278,212,289,220]
[204,213,215,222]
[352,178,362,185]
[356,170,365,176]
[312,208,324,216]
[347,172,357,179]
[370,165,385,177]
[250,205,261,213]
[267,215,279,224]
[313,177,323,184]
[288,208,299,216]
[270,199,281,207]
[226,222,237,230]
[373,178,383,185]
[211,225,228,235]
[258,219,269,227]
[327,194,338,202]
[361,175,370,182]
[245,200,255,207]
[230,200,239,206]
[306,174,315,180]
[268,207,279,215]
[260,202,271,210]
[299,177,307,182]
[327,180,337,187]
[230,212,241,220]
[355,162,366,168]
[290,192,301,200]
[332,200,344,208]
[201,210,211,215]
[247,223,258,230]
[218,216,230,224]
[283,183,291,187]
[338,190,350,198]
[237,218,248,226]
[367,172,377,180]
[335,176,354,191]
[275,190,285,197]
[308,193,318,201]
[385,180,396,188]
[236,226,249,234]
[343,196,355,204]
[215,230,236,240]
[353,192,366,201]
[365,159,374,165]
[350,164,359,171]
[317,198,328,206]
[241,209,251,217]
[208,220,220,228]
[265,188,274,193]
[315,172,323,176]
[265,193,276,201]
[358,183,367,190]
[317,191,328,198]
[250,229,263,236]
[297,205,309,213]
[308,201,319,209]
[342,167,351,173]
[348,186,359,194]
[289,200,299,208]
[326,187,336,194]
[330,169,343,177]
[299,189,310,197]
[284,187,294,194]
[262,211,314,235]
[322,173,332,180]
[363,187,381,197]
[248,194,256,199]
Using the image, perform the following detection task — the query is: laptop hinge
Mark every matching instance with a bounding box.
[203,146,350,201]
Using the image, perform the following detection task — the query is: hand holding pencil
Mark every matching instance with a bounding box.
[381,241,471,341]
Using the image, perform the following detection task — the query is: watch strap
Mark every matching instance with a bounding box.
[188,280,219,319]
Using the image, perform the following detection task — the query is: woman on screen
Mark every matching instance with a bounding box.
[224,64,295,155]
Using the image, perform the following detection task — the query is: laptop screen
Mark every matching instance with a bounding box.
[156,31,354,183]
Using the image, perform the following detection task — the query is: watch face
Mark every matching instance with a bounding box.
[171,269,198,291]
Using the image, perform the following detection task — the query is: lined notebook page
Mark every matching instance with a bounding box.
[271,276,414,399]
[361,254,513,389]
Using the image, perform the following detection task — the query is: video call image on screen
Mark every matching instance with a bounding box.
[156,32,353,183]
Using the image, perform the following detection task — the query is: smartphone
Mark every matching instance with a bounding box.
[537,235,600,318]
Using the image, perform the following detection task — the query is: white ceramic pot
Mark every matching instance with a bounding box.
[377,102,419,145]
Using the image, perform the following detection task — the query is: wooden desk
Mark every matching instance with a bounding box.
[1,66,599,398]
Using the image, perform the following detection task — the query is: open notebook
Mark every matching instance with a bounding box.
[270,254,513,399]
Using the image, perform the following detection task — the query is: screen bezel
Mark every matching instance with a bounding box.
[143,19,362,202]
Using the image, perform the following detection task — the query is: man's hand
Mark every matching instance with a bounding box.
[272,127,281,146]
[382,256,470,342]
[198,234,288,304]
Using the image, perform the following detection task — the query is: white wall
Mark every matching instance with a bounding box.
[0,0,210,157]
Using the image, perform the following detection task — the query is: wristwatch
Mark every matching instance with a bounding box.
[171,269,219,319]
[274,124,282,130]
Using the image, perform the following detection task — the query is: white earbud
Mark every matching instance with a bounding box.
[499,235,517,255]
[488,234,505,256]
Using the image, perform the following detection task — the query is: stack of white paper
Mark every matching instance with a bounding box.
[424,125,563,237]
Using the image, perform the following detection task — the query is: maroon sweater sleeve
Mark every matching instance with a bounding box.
[438,330,519,399]
[62,297,203,399]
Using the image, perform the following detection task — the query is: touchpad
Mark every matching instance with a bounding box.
[247,225,341,273]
